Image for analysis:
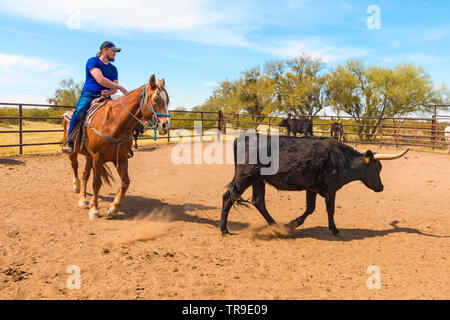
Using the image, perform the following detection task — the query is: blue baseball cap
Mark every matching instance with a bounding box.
[100,41,121,52]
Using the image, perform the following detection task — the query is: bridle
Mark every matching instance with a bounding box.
[140,84,171,140]
[89,83,170,167]
[119,84,171,141]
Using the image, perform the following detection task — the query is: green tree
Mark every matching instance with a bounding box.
[46,78,84,123]
[327,59,442,140]
[47,79,83,106]
[195,80,241,113]
[237,66,274,128]
[265,54,327,119]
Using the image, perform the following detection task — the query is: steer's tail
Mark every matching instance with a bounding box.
[225,138,251,207]
[226,178,250,208]
[101,163,114,187]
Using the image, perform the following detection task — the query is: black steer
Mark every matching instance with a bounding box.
[220,135,408,235]
[330,122,344,141]
[278,118,313,137]
[132,123,145,150]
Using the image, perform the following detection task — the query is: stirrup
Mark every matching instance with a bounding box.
[62,142,74,154]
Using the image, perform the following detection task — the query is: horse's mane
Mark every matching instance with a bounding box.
[121,83,169,102]
[110,83,169,111]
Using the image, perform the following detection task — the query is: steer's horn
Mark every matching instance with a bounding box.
[374,148,409,160]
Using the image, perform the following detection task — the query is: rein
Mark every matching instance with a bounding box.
[140,86,171,140]
[87,84,171,167]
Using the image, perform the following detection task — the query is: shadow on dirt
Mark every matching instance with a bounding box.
[98,194,249,231]
[135,146,157,152]
[290,221,448,242]
[0,158,25,166]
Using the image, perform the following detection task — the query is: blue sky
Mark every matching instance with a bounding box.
[0,0,449,109]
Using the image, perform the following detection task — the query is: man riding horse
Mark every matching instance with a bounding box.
[63,41,128,154]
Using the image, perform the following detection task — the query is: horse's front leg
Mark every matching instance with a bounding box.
[107,158,129,217]
[88,156,103,220]
[70,153,80,193]
[78,156,92,208]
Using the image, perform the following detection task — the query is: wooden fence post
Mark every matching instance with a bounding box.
[414,121,417,146]
[379,117,383,148]
[19,104,23,155]
[217,110,223,140]
[201,111,204,141]
[431,114,436,151]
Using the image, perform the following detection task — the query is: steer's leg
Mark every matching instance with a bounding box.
[325,192,339,235]
[251,181,276,226]
[219,177,251,235]
[286,191,317,228]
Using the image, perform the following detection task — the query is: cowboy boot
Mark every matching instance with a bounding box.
[62,141,74,154]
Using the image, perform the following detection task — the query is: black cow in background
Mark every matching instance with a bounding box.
[128,123,145,159]
[132,123,145,149]
[330,121,344,141]
[278,113,313,136]
[219,134,409,235]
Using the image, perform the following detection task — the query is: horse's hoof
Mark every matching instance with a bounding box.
[88,209,100,220]
[78,198,89,208]
[106,206,118,217]
[73,179,80,193]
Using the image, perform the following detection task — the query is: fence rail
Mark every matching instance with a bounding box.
[0,102,449,155]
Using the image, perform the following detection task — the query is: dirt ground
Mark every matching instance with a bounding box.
[0,142,449,300]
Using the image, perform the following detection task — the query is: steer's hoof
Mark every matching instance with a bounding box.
[285,220,299,229]
[78,198,89,208]
[88,209,100,220]
[330,228,340,236]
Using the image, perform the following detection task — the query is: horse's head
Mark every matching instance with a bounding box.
[141,74,171,135]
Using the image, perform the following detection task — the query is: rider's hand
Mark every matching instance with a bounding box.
[119,86,128,95]
[101,90,109,97]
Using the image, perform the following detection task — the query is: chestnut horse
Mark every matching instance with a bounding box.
[63,74,170,219]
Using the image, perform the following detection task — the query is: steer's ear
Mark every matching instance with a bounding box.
[364,150,374,164]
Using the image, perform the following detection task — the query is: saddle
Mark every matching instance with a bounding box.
[62,96,110,152]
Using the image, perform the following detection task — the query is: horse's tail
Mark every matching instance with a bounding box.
[101,163,115,187]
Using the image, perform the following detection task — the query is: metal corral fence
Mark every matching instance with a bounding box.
[1,102,449,155]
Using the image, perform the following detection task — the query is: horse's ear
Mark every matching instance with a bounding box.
[149,74,156,88]
[159,78,165,88]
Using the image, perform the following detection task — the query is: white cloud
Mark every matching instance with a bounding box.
[0,53,75,105]
[0,0,255,47]
[0,53,60,72]
[259,37,369,63]
[0,94,49,104]
[205,81,219,88]
[384,54,443,65]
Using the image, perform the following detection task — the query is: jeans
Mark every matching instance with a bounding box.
[67,91,99,143]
